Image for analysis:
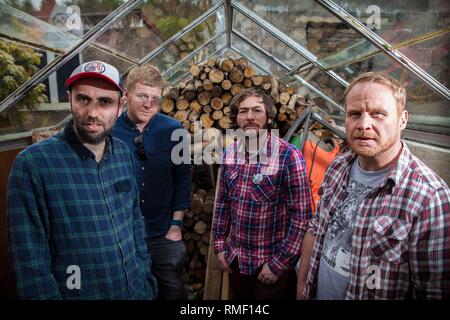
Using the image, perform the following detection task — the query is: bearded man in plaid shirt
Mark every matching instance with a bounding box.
[297,72,450,300]
[212,88,312,299]
[7,61,157,299]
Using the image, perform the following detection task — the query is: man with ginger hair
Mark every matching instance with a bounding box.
[296,72,450,300]
[112,64,191,300]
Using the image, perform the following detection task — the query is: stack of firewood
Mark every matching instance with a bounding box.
[182,185,216,300]
[174,57,339,300]
[161,56,318,136]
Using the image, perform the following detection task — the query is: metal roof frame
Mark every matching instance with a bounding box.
[230,0,349,88]
[1,0,449,147]
[314,0,450,102]
[128,1,224,75]
[162,31,227,81]
[0,0,144,114]
[232,31,344,113]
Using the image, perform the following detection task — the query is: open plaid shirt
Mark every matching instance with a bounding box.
[7,122,157,299]
[304,142,450,299]
[212,134,312,277]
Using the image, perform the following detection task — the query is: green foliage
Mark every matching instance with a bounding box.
[155,16,181,36]
[0,39,48,132]
[0,39,47,109]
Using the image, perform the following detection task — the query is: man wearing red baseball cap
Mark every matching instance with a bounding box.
[7,60,157,299]
[65,60,123,95]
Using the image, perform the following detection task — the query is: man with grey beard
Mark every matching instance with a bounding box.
[7,61,157,299]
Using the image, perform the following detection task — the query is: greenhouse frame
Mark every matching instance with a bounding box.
[0,0,449,300]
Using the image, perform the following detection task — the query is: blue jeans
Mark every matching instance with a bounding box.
[147,237,187,300]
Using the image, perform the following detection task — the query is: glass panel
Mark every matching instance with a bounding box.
[313,38,379,71]
[163,33,227,84]
[0,37,67,114]
[144,7,225,74]
[0,95,71,138]
[236,0,377,60]
[231,33,292,82]
[231,33,344,118]
[333,0,450,46]
[296,67,346,105]
[308,94,344,119]
[232,10,307,68]
[94,0,222,61]
[397,31,450,89]
[81,44,136,75]
[0,2,80,53]
[0,0,135,107]
[0,40,134,139]
[332,54,450,134]
[4,0,126,37]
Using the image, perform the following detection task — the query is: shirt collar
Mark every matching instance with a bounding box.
[343,140,412,191]
[63,120,114,160]
[384,141,413,189]
[227,131,277,165]
[123,110,158,133]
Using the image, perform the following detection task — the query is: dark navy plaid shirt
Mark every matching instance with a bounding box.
[7,122,157,299]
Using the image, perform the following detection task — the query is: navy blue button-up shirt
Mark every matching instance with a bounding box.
[7,122,157,299]
[113,112,192,238]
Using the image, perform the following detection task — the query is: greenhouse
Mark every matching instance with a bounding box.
[0,0,449,301]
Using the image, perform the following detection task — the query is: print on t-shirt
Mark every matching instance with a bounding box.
[321,179,372,277]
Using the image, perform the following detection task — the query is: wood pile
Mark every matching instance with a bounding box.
[138,0,216,63]
[161,56,336,148]
[182,184,216,300]
[172,57,340,300]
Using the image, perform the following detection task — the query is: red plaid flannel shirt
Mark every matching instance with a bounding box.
[304,142,450,299]
[212,134,312,277]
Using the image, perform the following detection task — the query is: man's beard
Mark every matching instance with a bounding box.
[350,134,397,158]
[73,114,115,145]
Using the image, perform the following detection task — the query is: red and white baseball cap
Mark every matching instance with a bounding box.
[65,60,123,94]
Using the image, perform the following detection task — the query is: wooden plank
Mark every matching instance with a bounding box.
[220,271,230,300]
[203,168,225,300]
[203,245,223,300]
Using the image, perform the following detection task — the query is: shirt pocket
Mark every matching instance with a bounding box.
[250,175,277,203]
[225,168,239,198]
[110,180,134,230]
[370,216,412,264]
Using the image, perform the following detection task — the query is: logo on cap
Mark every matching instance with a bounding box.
[84,62,106,73]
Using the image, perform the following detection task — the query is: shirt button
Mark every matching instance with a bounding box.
[141,166,145,170]
[141,199,145,204]
[141,182,145,187]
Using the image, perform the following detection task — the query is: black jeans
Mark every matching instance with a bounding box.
[228,259,296,300]
[147,236,187,300]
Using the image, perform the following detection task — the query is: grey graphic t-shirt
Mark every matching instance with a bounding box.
[316,158,390,300]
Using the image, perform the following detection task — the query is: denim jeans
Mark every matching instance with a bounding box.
[147,236,187,300]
